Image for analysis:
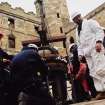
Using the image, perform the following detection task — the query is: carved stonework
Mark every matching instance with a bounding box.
[14,7,25,14]
[0,2,12,8]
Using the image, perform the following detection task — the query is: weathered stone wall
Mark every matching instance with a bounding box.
[35,0,70,36]
[35,0,70,56]
[1,1,105,56]
[0,2,40,54]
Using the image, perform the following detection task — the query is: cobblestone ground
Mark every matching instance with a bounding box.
[72,99,105,105]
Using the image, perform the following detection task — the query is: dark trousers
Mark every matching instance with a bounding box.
[72,79,90,103]
[87,76,97,98]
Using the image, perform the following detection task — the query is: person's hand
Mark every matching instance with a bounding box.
[95,42,102,52]
[78,55,83,62]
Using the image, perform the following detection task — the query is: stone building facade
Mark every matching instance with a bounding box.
[1,1,105,56]
[35,0,70,48]
[0,0,71,55]
[0,2,40,54]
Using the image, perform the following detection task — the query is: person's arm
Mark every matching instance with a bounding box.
[89,19,104,42]
[75,28,80,46]
[89,19,104,53]
[75,29,85,56]
[76,63,86,80]
[67,63,73,74]
[0,48,13,60]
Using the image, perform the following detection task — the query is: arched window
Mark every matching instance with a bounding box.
[8,34,15,48]
[60,27,63,33]
[69,36,74,44]
[8,18,15,29]
[57,13,60,18]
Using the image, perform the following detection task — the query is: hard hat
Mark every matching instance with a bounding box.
[53,46,59,50]
[71,11,81,20]
[27,44,38,50]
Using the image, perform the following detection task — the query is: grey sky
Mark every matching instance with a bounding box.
[67,0,105,17]
[0,0,105,18]
[0,0,35,13]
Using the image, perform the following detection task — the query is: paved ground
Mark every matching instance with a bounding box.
[72,99,105,105]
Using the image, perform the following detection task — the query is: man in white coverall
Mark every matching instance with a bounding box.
[71,11,105,100]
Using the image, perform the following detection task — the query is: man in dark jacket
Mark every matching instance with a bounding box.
[4,44,55,105]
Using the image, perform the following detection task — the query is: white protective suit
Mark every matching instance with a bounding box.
[76,19,105,91]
